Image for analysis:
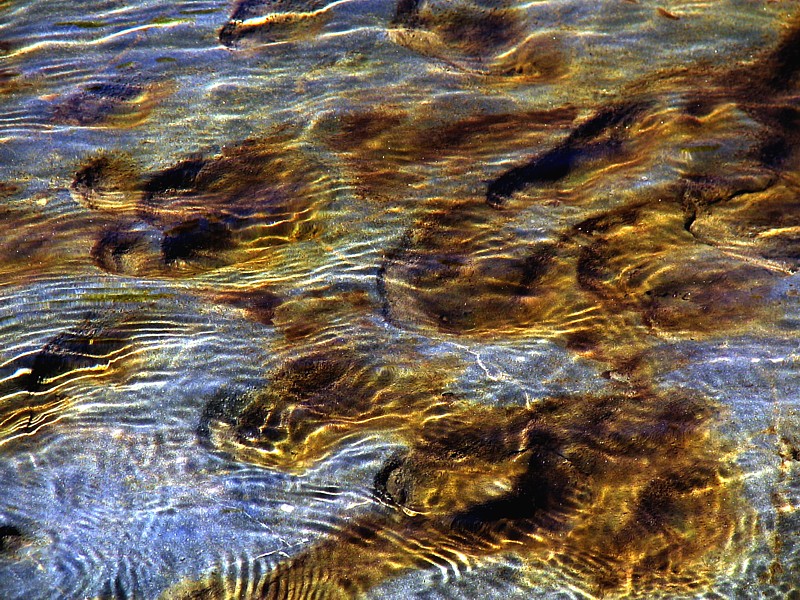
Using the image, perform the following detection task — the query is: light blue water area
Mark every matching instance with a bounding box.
[1,0,799,598]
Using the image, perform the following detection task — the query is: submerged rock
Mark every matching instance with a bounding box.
[88,132,336,277]
[174,390,753,599]
[70,151,141,212]
[51,78,169,128]
[389,0,571,80]
[0,317,138,447]
[219,0,334,47]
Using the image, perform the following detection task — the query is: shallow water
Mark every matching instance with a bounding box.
[0,1,799,598]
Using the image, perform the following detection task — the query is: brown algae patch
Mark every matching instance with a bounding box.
[0,317,139,447]
[388,0,571,81]
[202,346,459,473]
[687,173,800,275]
[219,0,334,48]
[174,389,754,599]
[318,103,579,203]
[209,285,284,326]
[0,67,30,96]
[322,104,581,162]
[269,289,375,342]
[378,199,585,338]
[568,202,781,337]
[485,100,655,208]
[0,182,21,199]
[51,78,174,128]
[89,131,335,278]
[0,205,111,283]
[379,184,788,370]
[70,151,142,212]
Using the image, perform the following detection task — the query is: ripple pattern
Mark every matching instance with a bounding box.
[1,1,799,599]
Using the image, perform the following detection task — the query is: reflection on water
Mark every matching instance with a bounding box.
[0,1,799,599]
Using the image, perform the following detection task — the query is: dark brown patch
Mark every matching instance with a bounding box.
[421,106,579,153]
[178,391,752,599]
[491,33,572,80]
[392,0,420,25]
[326,109,407,153]
[656,7,680,20]
[269,290,375,342]
[378,198,653,374]
[71,152,141,211]
[759,14,800,92]
[684,181,800,275]
[137,139,324,233]
[0,67,27,95]
[638,258,777,333]
[0,182,21,199]
[141,156,206,199]
[91,225,164,277]
[389,0,570,81]
[0,205,107,283]
[378,199,576,337]
[568,201,782,337]
[161,217,234,266]
[212,286,283,325]
[91,134,332,277]
[219,0,332,48]
[427,6,520,51]
[321,105,579,203]
[17,322,133,393]
[0,525,26,554]
[563,329,599,354]
[0,318,139,447]
[203,347,458,472]
[51,79,165,128]
[326,106,579,159]
[486,101,651,207]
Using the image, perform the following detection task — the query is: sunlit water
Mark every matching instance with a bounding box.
[0,1,799,598]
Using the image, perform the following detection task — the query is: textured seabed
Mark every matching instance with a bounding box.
[0,1,799,598]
